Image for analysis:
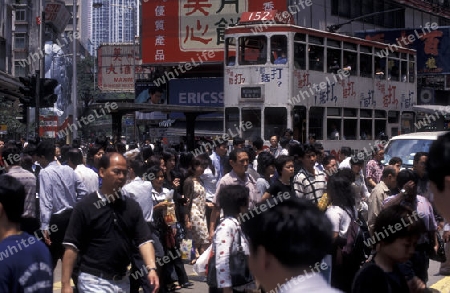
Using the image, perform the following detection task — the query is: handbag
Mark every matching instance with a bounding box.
[429,231,446,263]
[229,226,254,286]
[207,218,253,288]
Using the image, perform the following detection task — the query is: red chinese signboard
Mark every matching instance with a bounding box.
[98,44,153,92]
[142,0,287,64]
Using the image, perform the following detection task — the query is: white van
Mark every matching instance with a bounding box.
[383,131,448,168]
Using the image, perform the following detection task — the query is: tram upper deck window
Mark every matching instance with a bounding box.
[239,36,267,65]
[360,46,373,78]
[388,52,400,81]
[408,54,415,83]
[375,53,386,79]
[294,33,306,69]
[343,43,357,75]
[327,40,341,74]
[271,35,288,65]
[308,36,324,71]
[400,54,408,82]
[225,37,236,66]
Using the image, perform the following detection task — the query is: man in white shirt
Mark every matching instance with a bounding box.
[67,148,99,194]
[338,146,352,170]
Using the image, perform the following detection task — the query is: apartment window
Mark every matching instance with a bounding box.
[331,0,404,28]
[16,9,26,21]
[15,35,26,49]
[15,61,27,77]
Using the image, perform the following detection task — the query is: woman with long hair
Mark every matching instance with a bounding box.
[147,165,192,292]
[325,169,357,292]
[183,155,210,260]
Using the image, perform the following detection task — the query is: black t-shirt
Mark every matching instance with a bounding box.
[267,179,294,199]
[352,261,409,293]
[64,192,152,275]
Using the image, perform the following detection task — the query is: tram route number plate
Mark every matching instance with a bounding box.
[241,87,262,99]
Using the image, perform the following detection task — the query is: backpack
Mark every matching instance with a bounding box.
[342,208,371,267]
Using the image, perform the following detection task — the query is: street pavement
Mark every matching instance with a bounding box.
[52,259,448,293]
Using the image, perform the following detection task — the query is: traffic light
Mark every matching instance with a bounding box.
[18,75,37,107]
[40,78,58,108]
[18,102,28,124]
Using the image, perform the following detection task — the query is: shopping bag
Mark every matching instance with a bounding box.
[193,244,212,276]
[180,239,193,260]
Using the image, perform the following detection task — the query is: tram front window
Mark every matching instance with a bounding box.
[242,109,261,140]
[239,36,267,65]
[264,108,287,139]
[225,107,239,138]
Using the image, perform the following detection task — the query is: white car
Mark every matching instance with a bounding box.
[383,131,448,168]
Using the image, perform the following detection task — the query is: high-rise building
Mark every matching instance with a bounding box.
[90,0,138,56]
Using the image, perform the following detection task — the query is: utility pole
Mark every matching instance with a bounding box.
[71,0,78,143]
[36,0,45,139]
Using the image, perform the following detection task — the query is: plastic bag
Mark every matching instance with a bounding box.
[164,203,177,225]
[193,244,212,276]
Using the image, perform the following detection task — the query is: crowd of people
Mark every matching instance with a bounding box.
[1,131,450,293]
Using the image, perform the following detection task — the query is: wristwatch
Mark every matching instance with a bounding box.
[400,188,407,195]
[145,265,157,272]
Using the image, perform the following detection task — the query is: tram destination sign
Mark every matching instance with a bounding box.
[241,87,262,99]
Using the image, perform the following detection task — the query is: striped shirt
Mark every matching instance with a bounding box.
[293,167,326,204]
[7,166,37,218]
[39,161,88,230]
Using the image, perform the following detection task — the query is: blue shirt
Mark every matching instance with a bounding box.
[0,233,53,293]
[122,177,154,222]
[39,161,88,230]
[210,152,224,184]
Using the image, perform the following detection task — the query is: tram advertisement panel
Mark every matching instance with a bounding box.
[292,71,415,111]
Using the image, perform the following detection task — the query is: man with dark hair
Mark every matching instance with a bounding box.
[68,148,99,194]
[383,169,437,287]
[252,136,265,172]
[338,146,352,169]
[62,153,159,292]
[0,175,53,292]
[241,197,340,293]
[209,148,260,239]
[210,138,228,183]
[288,142,304,175]
[3,145,39,234]
[413,152,431,200]
[149,87,163,104]
[232,136,245,150]
[35,140,88,269]
[388,157,403,172]
[428,132,450,221]
[322,155,337,178]
[293,144,326,204]
[122,157,165,293]
[367,166,398,233]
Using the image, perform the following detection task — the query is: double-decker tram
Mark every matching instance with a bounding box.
[223,11,417,153]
